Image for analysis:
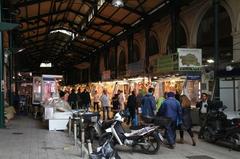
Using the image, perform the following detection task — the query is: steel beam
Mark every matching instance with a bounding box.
[0,0,5,128]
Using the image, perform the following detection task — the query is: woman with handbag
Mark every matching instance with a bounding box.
[179,95,196,146]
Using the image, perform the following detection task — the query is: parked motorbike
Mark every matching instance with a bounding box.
[99,112,163,154]
[71,111,100,142]
[201,102,240,150]
[93,118,115,138]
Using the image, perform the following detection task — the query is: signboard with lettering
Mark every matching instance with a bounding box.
[152,54,178,73]
[178,48,202,71]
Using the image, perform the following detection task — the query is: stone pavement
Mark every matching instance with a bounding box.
[0,116,239,159]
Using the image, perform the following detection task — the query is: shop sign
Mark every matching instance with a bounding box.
[127,60,145,76]
[187,74,201,80]
[101,70,111,81]
[152,54,178,73]
[178,48,202,71]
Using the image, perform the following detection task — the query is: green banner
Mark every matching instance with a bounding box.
[152,54,178,73]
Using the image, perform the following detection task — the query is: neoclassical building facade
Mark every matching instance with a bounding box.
[99,0,240,111]
[100,0,240,72]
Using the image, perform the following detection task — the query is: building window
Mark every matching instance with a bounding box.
[197,6,233,65]
[149,34,159,56]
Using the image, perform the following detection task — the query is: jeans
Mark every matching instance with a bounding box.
[103,107,110,120]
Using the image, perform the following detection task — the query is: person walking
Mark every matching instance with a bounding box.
[112,93,120,116]
[118,90,125,111]
[93,90,100,112]
[179,95,196,146]
[68,89,78,109]
[141,88,156,118]
[81,89,91,111]
[156,92,167,111]
[77,88,82,109]
[126,90,137,125]
[100,90,110,120]
[158,92,182,149]
[196,93,213,138]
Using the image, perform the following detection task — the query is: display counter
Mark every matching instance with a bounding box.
[44,105,72,131]
[48,111,72,131]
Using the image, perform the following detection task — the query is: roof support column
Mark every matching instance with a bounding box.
[0,0,5,128]
[144,26,150,75]
[114,45,118,79]
[127,34,133,65]
[8,31,14,106]
[170,0,180,53]
[213,0,220,100]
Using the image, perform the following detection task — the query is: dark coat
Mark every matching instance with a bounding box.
[81,91,91,105]
[181,107,192,130]
[158,97,182,124]
[141,93,156,117]
[196,100,213,114]
[127,94,136,113]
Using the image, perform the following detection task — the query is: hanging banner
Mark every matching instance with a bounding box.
[178,48,202,71]
[152,53,178,73]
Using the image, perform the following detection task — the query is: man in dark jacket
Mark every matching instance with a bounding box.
[158,92,182,149]
[196,93,213,138]
[68,89,78,109]
[126,90,137,125]
[81,89,91,111]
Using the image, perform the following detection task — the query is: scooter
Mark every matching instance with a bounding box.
[99,112,163,154]
[202,102,240,150]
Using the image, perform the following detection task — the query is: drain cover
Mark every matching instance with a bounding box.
[186,155,215,159]
[12,132,23,135]
[41,147,57,150]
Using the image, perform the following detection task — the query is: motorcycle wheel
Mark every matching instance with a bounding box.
[141,133,160,154]
[85,127,95,143]
[229,133,240,150]
[203,129,215,143]
[99,132,113,146]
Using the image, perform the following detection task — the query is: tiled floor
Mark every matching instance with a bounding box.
[0,116,240,159]
[0,116,81,159]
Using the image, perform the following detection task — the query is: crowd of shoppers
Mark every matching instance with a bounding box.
[60,87,213,149]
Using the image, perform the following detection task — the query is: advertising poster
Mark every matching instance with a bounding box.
[178,48,202,71]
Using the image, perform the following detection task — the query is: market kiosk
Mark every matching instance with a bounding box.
[151,48,202,125]
[35,74,72,130]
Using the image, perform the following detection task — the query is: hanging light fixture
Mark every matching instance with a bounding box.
[112,0,124,7]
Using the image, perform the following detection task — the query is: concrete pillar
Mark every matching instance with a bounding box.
[232,31,240,62]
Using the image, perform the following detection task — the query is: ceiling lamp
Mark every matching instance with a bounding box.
[40,62,52,68]
[112,0,124,7]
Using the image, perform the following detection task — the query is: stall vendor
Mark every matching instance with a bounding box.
[54,91,72,112]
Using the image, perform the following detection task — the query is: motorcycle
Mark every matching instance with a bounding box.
[201,101,240,150]
[71,110,101,142]
[99,112,163,154]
